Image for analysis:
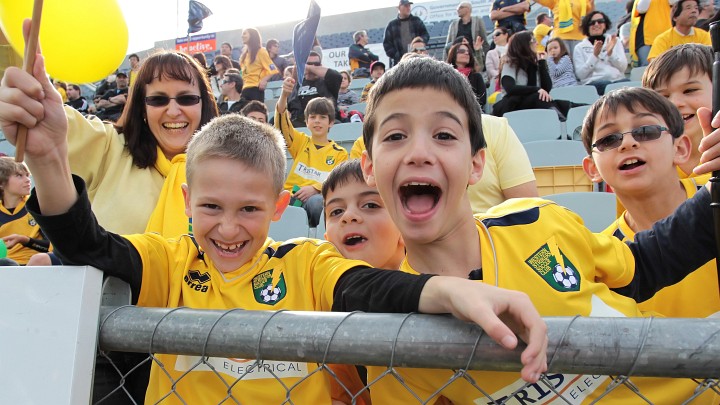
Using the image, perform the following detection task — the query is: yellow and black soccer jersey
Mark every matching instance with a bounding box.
[275,107,348,191]
[29,176,433,405]
[0,198,50,264]
[367,196,718,404]
[605,178,720,318]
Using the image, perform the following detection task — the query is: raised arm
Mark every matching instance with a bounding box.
[0,21,74,216]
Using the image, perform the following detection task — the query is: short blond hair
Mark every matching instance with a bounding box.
[186,115,287,194]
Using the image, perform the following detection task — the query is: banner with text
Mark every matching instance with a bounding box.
[176,33,217,54]
[321,43,389,71]
[411,0,494,23]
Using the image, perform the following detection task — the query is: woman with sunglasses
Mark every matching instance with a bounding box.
[0,50,218,238]
[447,43,486,106]
[573,11,629,95]
[486,27,510,90]
[239,28,278,103]
[0,48,217,403]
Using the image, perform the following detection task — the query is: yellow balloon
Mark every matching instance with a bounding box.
[0,0,128,84]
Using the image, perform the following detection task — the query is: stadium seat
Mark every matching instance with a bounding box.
[265,98,278,113]
[544,192,617,232]
[565,105,592,140]
[523,140,593,196]
[630,66,647,81]
[346,102,367,114]
[604,81,641,93]
[266,81,284,90]
[524,140,588,167]
[503,109,562,143]
[310,209,326,239]
[269,206,310,241]
[349,78,371,91]
[329,122,363,150]
[550,85,600,105]
[264,89,275,101]
[0,130,15,157]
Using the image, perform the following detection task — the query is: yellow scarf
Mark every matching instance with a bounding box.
[145,147,191,238]
[558,0,586,34]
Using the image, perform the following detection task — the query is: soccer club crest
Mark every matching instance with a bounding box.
[27,216,37,227]
[252,269,287,305]
[326,156,335,165]
[525,243,581,292]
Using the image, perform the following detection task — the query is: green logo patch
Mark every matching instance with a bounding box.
[252,270,287,305]
[525,244,581,292]
[326,156,335,165]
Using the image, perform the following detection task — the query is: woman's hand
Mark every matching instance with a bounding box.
[605,35,617,57]
[538,89,552,102]
[593,40,603,57]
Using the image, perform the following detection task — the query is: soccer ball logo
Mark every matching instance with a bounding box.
[260,284,281,303]
[553,264,578,289]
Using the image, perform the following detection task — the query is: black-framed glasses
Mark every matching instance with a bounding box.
[591,125,667,152]
[145,95,202,107]
[494,31,504,37]
[589,19,606,26]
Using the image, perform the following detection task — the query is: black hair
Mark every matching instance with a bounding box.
[581,87,684,154]
[363,57,485,158]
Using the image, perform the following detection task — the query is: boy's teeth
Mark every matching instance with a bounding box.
[404,182,432,187]
[623,159,638,165]
[216,241,242,250]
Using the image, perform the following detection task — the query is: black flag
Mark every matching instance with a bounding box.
[188,1,212,34]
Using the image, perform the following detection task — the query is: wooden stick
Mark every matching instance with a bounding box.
[15,0,44,163]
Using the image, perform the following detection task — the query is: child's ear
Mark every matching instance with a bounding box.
[468,149,486,186]
[273,190,291,221]
[361,150,375,187]
[582,156,603,183]
[327,116,334,128]
[672,134,692,166]
[181,183,192,218]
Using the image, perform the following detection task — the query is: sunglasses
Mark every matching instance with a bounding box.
[306,61,321,66]
[591,125,667,152]
[494,32,505,37]
[145,95,202,107]
[412,47,427,53]
[457,48,469,54]
[589,19,606,26]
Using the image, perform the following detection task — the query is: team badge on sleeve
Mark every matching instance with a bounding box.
[525,243,581,292]
[326,156,335,165]
[252,270,287,305]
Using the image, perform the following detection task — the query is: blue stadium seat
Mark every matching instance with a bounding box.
[269,206,310,241]
[544,192,617,232]
[504,109,563,143]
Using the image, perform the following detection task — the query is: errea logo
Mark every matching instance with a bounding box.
[184,269,210,293]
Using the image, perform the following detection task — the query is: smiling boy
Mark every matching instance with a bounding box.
[359,57,720,403]
[276,76,348,227]
[642,43,712,181]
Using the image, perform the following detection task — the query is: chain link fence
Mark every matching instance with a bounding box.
[90,306,720,404]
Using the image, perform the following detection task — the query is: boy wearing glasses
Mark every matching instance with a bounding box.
[581,87,720,319]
